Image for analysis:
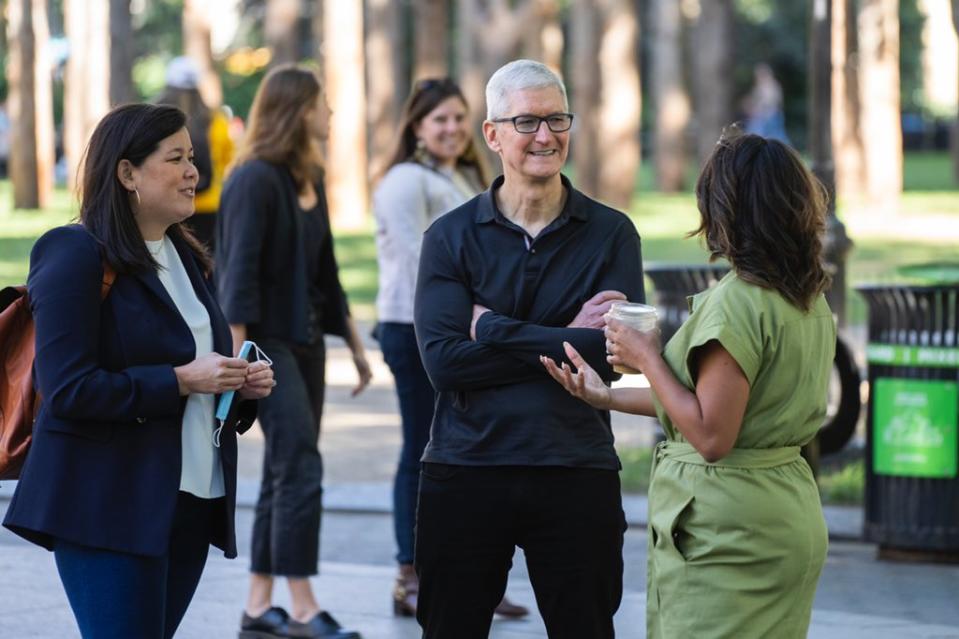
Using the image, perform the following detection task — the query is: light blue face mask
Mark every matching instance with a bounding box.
[213,340,273,448]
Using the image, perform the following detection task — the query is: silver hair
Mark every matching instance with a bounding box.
[485,59,568,120]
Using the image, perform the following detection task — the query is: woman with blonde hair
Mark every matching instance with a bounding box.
[217,64,370,639]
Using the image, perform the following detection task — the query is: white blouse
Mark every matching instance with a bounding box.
[146,236,224,499]
[373,161,482,324]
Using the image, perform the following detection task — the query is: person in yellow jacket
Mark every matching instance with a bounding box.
[543,131,834,639]
[157,56,235,248]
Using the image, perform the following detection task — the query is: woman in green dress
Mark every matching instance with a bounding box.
[542,132,835,638]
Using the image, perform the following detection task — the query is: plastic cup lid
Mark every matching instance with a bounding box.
[609,301,657,316]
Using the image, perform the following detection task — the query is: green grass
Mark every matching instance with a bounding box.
[1,191,953,325]
[2,151,957,321]
[618,444,864,504]
[333,231,380,319]
[903,152,957,191]
[618,446,654,494]
[632,150,958,194]
[817,459,865,505]
[0,182,78,287]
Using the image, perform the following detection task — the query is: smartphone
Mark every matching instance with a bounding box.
[215,340,255,422]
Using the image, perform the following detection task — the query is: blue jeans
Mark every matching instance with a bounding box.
[378,322,436,565]
[53,491,219,639]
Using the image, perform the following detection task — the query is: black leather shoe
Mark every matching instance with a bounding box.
[494,595,530,618]
[239,606,290,639]
[287,611,362,639]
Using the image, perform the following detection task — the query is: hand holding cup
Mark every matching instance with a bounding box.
[603,302,659,374]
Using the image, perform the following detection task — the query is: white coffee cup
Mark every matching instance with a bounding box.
[605,301,658,374]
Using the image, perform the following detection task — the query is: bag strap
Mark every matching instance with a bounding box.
[100,263,116,300]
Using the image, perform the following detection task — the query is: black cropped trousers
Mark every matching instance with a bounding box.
[249,338,326,577]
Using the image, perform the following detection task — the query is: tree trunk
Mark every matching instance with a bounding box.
[597,0,641,207]
[813,0,854,326]
[951,0,959,183]
[455,0,542,174]
[183,0,222,107]
[858,0,902,211]
[266,0,300,66]
[366,0,406,179]
[455,0,489,169]
[323,0,368,229]
[810,0,834,179]
[551,0,641,206]
[651,0,690,192]
[7,0,55,209]
[311,0,324,63]
[413,0,448,79]
[109,0,134,105]
[690,0,734,166]
[832,0,866,199]
[521,0,563,75]
[570,0,601,198]
[64,0,110,191]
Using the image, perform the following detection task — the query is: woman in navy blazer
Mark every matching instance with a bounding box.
[2,104,274,639]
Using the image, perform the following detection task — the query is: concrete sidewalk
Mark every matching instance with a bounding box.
[1,331,958,638]
[2,515,958,639]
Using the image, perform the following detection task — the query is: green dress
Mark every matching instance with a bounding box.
[647,272,835,639]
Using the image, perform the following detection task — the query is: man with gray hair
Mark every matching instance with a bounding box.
[413,59,644,637]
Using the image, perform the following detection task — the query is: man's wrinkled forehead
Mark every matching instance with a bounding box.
[501,86,568,116]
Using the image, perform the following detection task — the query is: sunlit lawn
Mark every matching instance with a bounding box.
[1,156,955,503]
[2,152,957,325]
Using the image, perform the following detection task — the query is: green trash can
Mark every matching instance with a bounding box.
[857,272,959,561]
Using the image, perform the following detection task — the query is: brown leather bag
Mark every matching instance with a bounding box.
[0,265,116,480]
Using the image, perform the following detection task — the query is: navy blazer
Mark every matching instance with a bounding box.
[216,160,350,344]
[2,224,255,558]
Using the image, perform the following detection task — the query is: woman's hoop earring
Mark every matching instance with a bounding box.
[132,189,141,207]
[413,138,429,164]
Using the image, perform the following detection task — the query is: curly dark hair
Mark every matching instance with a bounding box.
[692,131,831,311]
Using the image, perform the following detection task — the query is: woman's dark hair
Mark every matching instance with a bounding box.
[155,86,213,192]
[232,64,324,193]
[155,86,211,128]
[379,77,489,186]
[80,103,211,275]
[692,130,831,311]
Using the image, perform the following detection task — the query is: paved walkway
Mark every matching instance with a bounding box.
[2,516,958,638]
[2,327,958,638]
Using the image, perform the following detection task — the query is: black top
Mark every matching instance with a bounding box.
[414,175,645,469]
[216,159,350,344]
[302,199,332,342]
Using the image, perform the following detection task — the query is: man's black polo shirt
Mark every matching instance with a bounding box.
[413,174,645,470]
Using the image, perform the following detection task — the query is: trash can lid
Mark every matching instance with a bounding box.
[897,263,959,285]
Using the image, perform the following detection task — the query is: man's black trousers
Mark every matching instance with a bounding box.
[414,463,626,638]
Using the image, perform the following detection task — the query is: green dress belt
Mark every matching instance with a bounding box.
[652,440,801,470]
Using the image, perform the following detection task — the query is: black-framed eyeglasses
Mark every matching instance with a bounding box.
[491,113,574,134]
